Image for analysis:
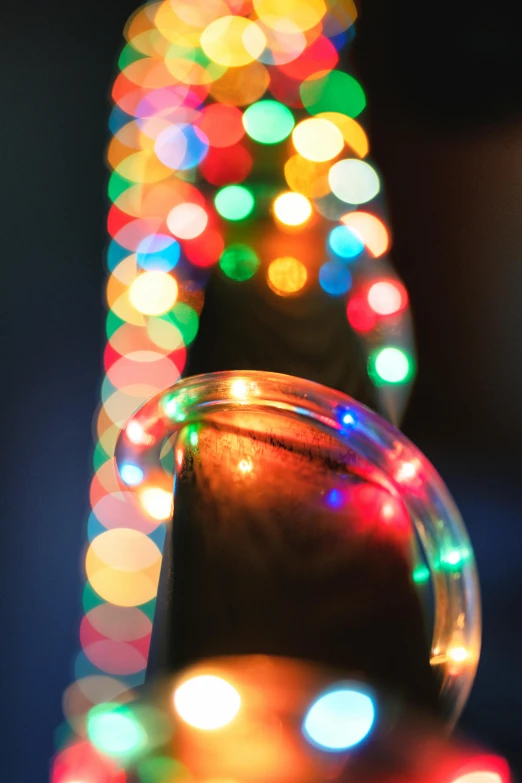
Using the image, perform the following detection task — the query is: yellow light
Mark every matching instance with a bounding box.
[230,378,248,400]
[292,118,344,163]
[447,646,471,664]
[395,460,418,483]
[129,272,178,316]
[125,420,150,446]
[267,257,308,297]
[200,16,266,67]
[284,154,331,199]
[273,192,312,227]
[238,458,253,474]
[173,675,241,730]
[140,488,173,521]
[317,112,369,158]
[254,0,327,32]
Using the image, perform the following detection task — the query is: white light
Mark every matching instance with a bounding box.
[174,675,241,730]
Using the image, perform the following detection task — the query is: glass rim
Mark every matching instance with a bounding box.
[115,369,481,727]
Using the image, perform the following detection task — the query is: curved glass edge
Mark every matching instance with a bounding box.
[114,370,481,728]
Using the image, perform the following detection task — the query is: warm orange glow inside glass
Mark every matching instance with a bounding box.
[267,257,308,296]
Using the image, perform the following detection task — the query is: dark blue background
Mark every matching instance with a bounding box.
[2,1,521,779]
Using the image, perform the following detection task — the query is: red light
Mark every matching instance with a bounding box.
[278,35,339,81]
[450,755,511,783]
[198,104,245,148]
[183,227,225,267]
[52,741,126,783]
[368,280,408,316]
[200,143,253,186]
[347,295,377,333]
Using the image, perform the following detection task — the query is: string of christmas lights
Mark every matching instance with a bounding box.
[57,0,420,753]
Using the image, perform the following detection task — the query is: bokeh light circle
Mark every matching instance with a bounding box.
[200,17,267,68]
[273,192,312,226]
[368,280,407,316]
[319,262,352,295]
[243,100,295,145]
[219,245,260,281]
[173,675,241,730]
[167,203,208,239]
[267,257,307,296]
[371,347,411,384]
[329,159,380,204]
[292,118,344,162]
[129,272,178,315]
[329,225,364,259]
[215,185,255,221]
[303,685,376,750]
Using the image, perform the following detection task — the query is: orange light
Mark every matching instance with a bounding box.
[267,257,307,296]
[238,458,253,474]
[139,487,173,521]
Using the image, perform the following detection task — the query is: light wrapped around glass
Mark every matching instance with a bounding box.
[112,371,481,726]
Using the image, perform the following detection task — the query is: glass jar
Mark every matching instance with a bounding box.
[115,370,481,727]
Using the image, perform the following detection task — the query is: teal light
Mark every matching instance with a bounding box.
[87,704,145,759]
[243,100,295,145]
[303,685,376,751]
[413,563,430,584]
[439,547,470,570]
[215,185,255,221]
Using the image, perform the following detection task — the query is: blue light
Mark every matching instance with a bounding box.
[137,234,181,272]
[319,262,352,296]
[328,226,364,260]
[120,463,144,486]
[326,489,344,509]
[303,686,376,751]
[342,411,356,427]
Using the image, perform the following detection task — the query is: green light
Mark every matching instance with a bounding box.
[371,347,412,384]
[219,244,260,281]
[215,185,255,221]
[168,303,199,346]
[439,547,470,570]
[301,70,366,118]
[243,100,295,145]
[137,757,190,783]
[87,704,145,759]
[108,170,134,203]
[118,42,146,71]
[189,429,199,448]
[412,563,430,584]
[82,582,105,613]
[93,441,110,472]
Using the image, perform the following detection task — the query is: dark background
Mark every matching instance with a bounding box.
[1,1,521,779]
